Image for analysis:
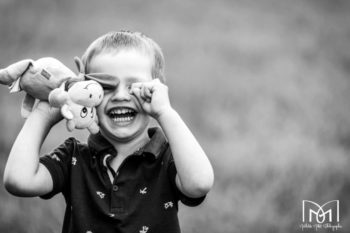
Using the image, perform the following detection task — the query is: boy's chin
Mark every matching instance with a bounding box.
[100,127,137,142]
[100,120,149,142]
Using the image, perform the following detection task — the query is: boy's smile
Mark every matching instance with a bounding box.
[107,107,137,125]
[89,49,153,142]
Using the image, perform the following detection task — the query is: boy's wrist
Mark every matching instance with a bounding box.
[155,107,178,124]
[29,108,60,127]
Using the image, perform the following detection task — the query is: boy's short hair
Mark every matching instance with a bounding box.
[81,30,165,82]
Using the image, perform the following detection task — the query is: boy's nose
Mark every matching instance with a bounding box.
[110,86,131,101]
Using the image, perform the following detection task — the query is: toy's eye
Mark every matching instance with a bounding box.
[80,107,88,118]
[89,94,92,98]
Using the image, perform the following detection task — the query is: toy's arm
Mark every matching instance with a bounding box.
[49,87,76,132]
[49,87,70,108]
[61,104,74,120]
[3,102,60,197]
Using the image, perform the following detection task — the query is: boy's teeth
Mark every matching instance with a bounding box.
[110,108,134,115]
[112,116,134,122]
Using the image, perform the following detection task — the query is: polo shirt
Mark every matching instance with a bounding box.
[40,127,205,233]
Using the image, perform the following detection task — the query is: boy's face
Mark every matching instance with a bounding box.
[89,49,153,142]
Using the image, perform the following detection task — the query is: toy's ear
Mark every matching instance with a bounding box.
[0,59,33,86]
[74,56,85,75]
[48,87,70,108]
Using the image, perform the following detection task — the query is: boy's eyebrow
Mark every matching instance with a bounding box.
[84,73,119,87]
[125,76,142,83]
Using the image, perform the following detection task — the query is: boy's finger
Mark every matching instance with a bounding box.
[131,87,145,105]
[130,82,144,95]
[131,82,143,89]
[144,86,152,98]
[130,85,141,95]
[140,85,152,103]
[131,82,155,102]
[131,80,155,89]
[140,85,147,99]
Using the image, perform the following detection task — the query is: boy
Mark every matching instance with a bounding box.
[3,31,214,233]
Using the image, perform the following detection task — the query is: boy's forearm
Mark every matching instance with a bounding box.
[157,109,214,197]
[3,110,53,192]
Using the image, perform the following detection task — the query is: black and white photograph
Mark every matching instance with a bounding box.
[0,0,350,232]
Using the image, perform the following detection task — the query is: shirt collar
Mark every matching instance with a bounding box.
[88,127,167,159]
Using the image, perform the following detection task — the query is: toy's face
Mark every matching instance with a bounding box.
[69,80,104,107]
[71,103,96,128]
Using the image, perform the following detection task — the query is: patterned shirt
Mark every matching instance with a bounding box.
[40,127,205,233]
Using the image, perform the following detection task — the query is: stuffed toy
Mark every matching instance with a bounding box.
[49,79,103,134]
[0,57,104,134]
[0,57,76,117]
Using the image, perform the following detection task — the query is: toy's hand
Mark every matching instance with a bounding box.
[61,104,74,120]
[88,121,100,134]
[130,79,172,119]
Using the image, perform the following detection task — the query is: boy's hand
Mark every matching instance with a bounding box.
[130,79,172,119]
[32,101,63,126]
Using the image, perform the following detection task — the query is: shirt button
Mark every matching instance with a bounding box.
[112,185,119,191]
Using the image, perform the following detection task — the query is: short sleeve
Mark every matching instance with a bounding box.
[167,156,206,207]
[39,137,75,199]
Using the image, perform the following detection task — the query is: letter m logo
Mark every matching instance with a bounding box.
[302,200,340,224]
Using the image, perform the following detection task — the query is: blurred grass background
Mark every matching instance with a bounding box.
[1,0,350,232]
